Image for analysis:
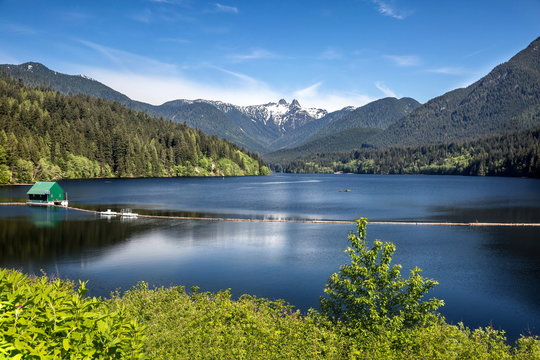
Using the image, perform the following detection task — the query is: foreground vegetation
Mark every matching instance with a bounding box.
[0,75,270,184]
[2,220,539,359]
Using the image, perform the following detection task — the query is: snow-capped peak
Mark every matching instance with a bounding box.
[234,99,328,132]
[165,98,328,133]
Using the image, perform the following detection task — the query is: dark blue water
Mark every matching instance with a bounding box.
[1,174,539,340]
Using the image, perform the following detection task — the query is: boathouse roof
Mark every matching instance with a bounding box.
[27,181,64,195]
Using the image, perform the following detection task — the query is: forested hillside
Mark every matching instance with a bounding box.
[270,127,540,178]
[0,76,270,184]
[148,100,267,153]
[309,97,420,142]
[266,128,383,160]
[369,36,540,148]
[0,62,137,108]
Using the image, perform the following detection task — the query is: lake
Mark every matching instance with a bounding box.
[1,174,539,340]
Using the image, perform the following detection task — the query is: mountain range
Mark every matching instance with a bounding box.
[0,63,417,153]
[1,36,539,160]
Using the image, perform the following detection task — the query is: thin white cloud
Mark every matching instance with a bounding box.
[375,81,397,97]
[131,9,153,23]
[229,49,277,62]
[206,64,261,85]
[130,7,195,23]
[2,22,37,35]
[71,42,279,105]
[371,0,411,19]
[149,0,187,4]
[294,82,323,98]
[79,68,280,106]
[71,40,372,111]
[293,82,375,111]
[463,47,491,59]
[77,39,177,74]
[215,3,239,14]
[427,67,468,75]
[158,37,191,45]
[58,11,95,22]
[319,48,342,60]
[383,54,421,67]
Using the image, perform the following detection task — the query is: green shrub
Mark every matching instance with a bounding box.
[321,218,444,331]
[0,269,145,359]
[112,283,347,360]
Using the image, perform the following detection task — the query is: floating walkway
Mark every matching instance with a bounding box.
[2,202,540,227]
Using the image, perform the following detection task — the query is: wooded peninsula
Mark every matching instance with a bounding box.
[0,76,270,184]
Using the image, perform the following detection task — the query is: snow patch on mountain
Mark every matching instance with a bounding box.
[241,99,328,131]
[79,74,96,81]
[195,98,327,133]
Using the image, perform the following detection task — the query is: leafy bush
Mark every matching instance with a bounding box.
[345,321,540,360]
[111,281,540,360]
[112,283,347,360]
[320,218,444,331]
[0,269,145,359]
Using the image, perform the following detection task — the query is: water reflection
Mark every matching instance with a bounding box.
[0,210,155,265]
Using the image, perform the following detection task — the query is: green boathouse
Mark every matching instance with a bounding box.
[27,181,68,206]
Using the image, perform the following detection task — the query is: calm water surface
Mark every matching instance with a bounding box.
[1,174,539,340]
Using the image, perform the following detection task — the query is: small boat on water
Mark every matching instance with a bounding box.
[99,209,138,218]
[119,208,138,218]
[99,209,118,216]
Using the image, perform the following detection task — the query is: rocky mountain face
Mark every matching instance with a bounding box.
[237,99,327,133]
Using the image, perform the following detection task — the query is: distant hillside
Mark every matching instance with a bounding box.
[0,62,135,107]
[309,97,420,142]
[150,100,268,153]
[271,127,540,178]
[265,128,383,162]
[267,106,356,151]
[370,37,540,148]
[0,75,270,184]
[263,97,419,158]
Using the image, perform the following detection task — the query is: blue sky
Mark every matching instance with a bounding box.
[1,0,539,111]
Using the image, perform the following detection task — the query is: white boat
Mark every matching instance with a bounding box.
[119,208,138,218]
[99,209,118,216]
